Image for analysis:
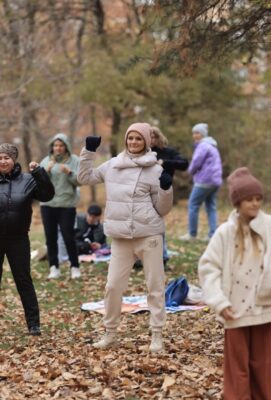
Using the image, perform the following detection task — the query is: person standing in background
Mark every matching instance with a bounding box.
[151,126,189,267]
[0,143,54,335]
[40,133,81,280]
[180,123,222,241]
[151,126,189,176]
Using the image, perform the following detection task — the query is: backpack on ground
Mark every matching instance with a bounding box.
[165,276,189,307]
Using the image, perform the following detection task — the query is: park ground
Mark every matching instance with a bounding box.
[0,202,233,399]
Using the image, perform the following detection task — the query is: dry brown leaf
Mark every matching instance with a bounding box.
[62,371,77,380]
[162,375,176,390]
[102,387,115,399]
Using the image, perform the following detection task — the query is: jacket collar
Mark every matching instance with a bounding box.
[114,150,158,169]
[0,163,21,182]
[228,208,266,237]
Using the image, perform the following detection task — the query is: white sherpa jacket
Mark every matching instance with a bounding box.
[198,209,271,328]
[77,148,173,239]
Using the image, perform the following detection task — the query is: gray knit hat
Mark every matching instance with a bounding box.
[192,123,208,137]
[0,143,18,162]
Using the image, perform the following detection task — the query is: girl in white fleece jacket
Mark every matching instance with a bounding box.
[198,167,271,399]
[78,122,173,353]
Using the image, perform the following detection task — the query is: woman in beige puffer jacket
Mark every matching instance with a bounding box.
[78,122,173,353]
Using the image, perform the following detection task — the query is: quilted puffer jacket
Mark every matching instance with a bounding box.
[0,163,55,236]
[77,148,173,239]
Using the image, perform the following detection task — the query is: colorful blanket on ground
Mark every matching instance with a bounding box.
[78,253,111,263]
[78,248,180,265]
[81,295,207,314]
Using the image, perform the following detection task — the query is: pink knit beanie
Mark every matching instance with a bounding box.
[125,122,152,149]
[227,167,263,206]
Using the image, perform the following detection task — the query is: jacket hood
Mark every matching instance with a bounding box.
[202,136,218,147]
[48,133,72,155]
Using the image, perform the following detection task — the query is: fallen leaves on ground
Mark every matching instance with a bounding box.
[0,206,224,399]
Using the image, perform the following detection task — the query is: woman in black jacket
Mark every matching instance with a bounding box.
[151,126,189,175]
[151,126,189,267]
[0,143,54,335]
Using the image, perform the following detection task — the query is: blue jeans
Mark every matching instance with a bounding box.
[188,185,219,238]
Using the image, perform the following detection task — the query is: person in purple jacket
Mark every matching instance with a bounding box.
[180,123,222,241]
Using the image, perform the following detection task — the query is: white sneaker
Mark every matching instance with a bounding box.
[71,267,81,279]
[93,332,117,349]
[48,265,61,279]
[149,332,164,353]
[179,233,197,241]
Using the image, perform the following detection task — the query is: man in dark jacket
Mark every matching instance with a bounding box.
[0,143,54,336]
[75,204,106,255]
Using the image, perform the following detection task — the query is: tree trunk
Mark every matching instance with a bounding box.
[20,96,32,166]
[110,107,121,157]
[89,104,97,202]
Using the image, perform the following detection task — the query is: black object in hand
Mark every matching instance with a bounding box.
[85,136,101,152]
[159,170,172,190]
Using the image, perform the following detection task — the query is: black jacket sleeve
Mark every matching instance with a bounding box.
[31,166,55,202]
[167,148,189,171]
[93,223,107,245]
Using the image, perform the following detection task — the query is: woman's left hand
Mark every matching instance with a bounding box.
[29,161,39,171]
[60,164,72,175]
[159,170,172,190]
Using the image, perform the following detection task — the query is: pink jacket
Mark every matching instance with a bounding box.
[78,148,173,239]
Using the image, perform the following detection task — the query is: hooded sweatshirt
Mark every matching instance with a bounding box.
[40,133,79,207]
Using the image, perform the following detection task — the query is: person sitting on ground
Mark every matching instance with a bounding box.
[75,204,107,255]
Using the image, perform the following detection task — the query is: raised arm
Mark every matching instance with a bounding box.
[30,165,55,202]
[77,136,107,185]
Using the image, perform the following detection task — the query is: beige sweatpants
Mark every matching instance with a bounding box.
[103,234,166,331]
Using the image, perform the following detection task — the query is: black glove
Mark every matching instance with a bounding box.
[162,160,175,176]
[159,170,172,190]
[85,136,101,152]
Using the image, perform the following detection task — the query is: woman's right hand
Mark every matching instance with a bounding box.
[220,307,235,320]
[47,160,55,173]
[85,136,101,152]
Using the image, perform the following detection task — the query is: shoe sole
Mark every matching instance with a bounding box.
[149,347,165,354]
[93,341,117,349]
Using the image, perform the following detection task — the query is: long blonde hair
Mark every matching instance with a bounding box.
[151,126,168,149]
[235,216,261,263]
